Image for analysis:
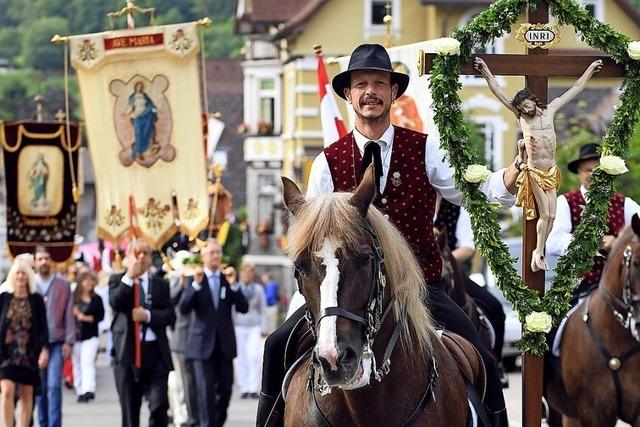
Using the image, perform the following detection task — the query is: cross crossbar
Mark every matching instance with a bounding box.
[419,53,626,77]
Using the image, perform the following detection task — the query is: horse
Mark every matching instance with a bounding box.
[546,214,640,426]
[279,166,487,426]
[435,227,496,359]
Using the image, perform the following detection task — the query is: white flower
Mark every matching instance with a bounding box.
[463,164,491,183]
[599,155,629,175]
[628,41,640,60]
[525,311,553,333]
[433,38,461,56]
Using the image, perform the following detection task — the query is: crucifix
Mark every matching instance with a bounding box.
[418,1,625,425]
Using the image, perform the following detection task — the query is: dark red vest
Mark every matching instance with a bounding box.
[565,189,625,285]
[323,126,441,282]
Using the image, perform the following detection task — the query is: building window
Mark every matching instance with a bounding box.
[364,0,401,37]
[257,174,277,234]
[258,79,275,134]
[371,1,388,25]
[458,9,505,88]
[578,0,603,21]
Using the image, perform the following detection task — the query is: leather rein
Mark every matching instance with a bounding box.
[584,243,640,418]
[290,219,438,426]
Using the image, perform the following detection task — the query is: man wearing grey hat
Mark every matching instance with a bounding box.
[258,43,522,427]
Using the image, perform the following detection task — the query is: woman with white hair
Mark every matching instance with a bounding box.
[0,259,49,427]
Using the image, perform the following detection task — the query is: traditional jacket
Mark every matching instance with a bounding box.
[324,126,442,283]
[565,189,625,285]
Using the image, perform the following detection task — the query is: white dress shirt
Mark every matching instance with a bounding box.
[546,186,640,256]
[455,206,475,251]
[306,124,515,209]
[121,272,156,342]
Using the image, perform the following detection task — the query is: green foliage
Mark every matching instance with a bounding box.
[431,0,640,355]
[0,70,40,119]
[20,16,69,71]
[0,0,240,120]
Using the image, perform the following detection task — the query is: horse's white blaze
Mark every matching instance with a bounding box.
[316,238,340,371]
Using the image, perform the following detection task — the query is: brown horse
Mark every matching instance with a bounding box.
[279,167,487,426]
[435,227,495,358]
[547,214,640,426]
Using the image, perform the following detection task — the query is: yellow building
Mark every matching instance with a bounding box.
[237,0,640,192]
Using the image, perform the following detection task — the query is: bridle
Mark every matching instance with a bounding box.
[599,243,640,342]
[293,219,405,392]
[290,218,439,427]
[582,241,640,418]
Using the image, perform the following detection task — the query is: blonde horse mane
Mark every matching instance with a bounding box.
[287,192,436,355]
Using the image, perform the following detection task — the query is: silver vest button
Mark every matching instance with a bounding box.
[381,198,388,204]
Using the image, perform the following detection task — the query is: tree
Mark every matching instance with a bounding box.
[203,15,243,59]
[0,27,22,64]
[21,16,69,71]
[0,70,40,120]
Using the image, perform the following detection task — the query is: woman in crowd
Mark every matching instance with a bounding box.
[232,263,267,399]
[71,270,104,402]
[0,259,49,427]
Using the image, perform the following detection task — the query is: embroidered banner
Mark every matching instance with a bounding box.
[69,22,208,248]
[0,121,81,262]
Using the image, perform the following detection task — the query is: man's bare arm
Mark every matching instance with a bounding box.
[548,60,603,112]
[474,57,519,116]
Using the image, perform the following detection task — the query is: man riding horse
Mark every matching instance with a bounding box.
[258,43,525,427]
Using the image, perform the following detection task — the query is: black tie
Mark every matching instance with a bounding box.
[361,141,383,193]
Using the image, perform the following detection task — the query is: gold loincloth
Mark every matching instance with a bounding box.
[516,164,561,220]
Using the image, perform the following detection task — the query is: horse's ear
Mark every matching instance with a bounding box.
[349,164,377,217]
[632,213,640,237]
[281,177,305,216]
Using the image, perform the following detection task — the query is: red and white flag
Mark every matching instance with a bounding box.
[317,54,346,147]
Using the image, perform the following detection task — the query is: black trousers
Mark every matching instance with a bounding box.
[464,276,506,359]
[113,341,169,427]
[192,345,234,427]
[261,283,507,415]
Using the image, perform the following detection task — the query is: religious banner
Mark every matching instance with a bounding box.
[0,121,81,262]
[69,22,209,248]
[336,40,440,137]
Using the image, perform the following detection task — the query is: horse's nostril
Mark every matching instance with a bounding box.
[338,347,357,365]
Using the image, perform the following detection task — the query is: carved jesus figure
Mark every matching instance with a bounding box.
[474,57,602,271]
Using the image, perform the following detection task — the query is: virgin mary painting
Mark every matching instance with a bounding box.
[110,75,175,168]
[127,81,158,161]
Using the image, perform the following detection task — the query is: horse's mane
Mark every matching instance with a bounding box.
[602,224,636,287]
[287,192,435,355]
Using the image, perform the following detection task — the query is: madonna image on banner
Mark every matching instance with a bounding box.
[18,145,64,217]
[110,74,175,168]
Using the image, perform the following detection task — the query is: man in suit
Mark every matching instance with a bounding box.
[179,238,248,427]
[109,239,176,427]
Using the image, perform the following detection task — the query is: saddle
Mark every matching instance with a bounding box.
[440,331,490,427]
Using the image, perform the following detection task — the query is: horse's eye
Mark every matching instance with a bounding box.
[294,262,309,277]
[355,254,372,268]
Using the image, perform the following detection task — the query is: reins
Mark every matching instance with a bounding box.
[584,242,640,418]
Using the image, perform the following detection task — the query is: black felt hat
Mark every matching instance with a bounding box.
[332,44,410,100]
[568,143,601,174]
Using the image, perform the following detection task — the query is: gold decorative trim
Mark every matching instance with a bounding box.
[515,23,561,50]
[0,123,83,153]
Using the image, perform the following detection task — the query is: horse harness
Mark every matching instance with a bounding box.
[583,244,640,418]
[289,218,440,426]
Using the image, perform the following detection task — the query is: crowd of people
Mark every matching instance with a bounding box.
[0,239,282,427]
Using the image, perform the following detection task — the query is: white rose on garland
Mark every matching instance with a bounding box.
[463,164,491,183]
[433,38,461,56]
[627,41,640,60]
[599,155,629,175]
[525,311,553,333]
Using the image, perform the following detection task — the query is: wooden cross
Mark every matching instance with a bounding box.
[419,1,625,426]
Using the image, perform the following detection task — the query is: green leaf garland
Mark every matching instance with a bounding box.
[429,0,640,354]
